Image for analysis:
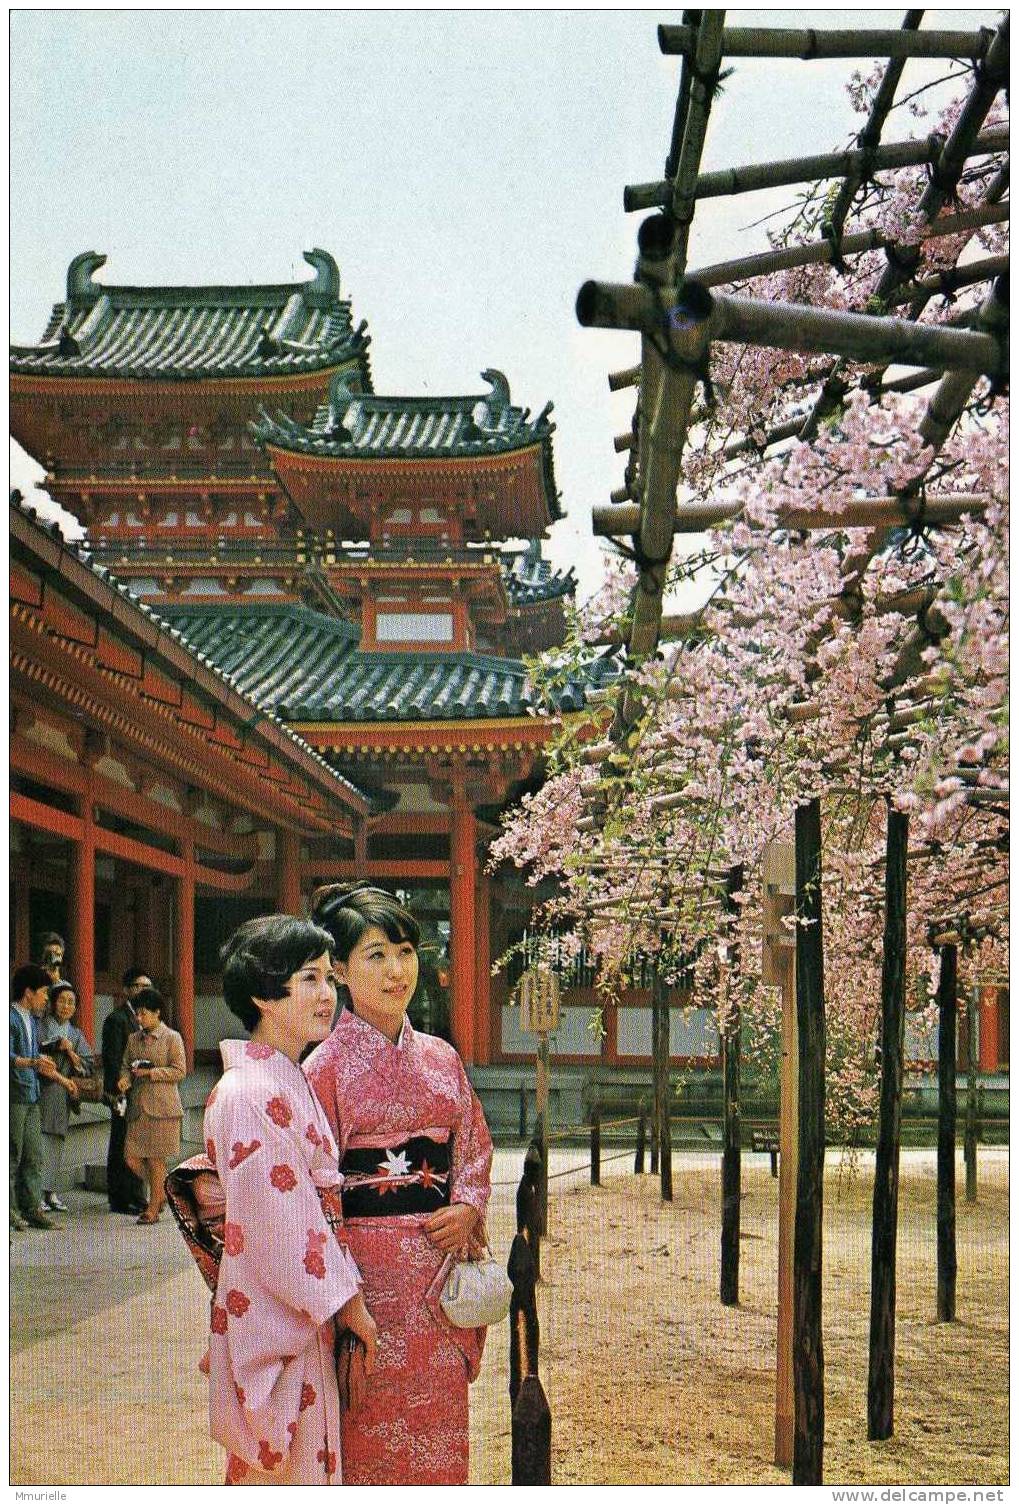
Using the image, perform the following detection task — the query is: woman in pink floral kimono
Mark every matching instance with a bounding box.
[203,915,377,1486]
[305,883,494,1486]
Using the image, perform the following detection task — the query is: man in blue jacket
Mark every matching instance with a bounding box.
[10,963,60,1230]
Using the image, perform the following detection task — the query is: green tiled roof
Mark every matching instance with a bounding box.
[162,603,615,723]
[505,543,576,607]
[10,249,372,384]
[252,369,560,511]
[9,491,375,811]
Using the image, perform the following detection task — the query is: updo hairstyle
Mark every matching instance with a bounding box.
[310,883,420,981]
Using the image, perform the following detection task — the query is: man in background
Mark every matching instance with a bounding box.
[101,967,149,1214]
[10,963,60,1230]
[37,932,66,986]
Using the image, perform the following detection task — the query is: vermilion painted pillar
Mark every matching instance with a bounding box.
[277,829,302,915]
[978,986,1000,1073]
[13,860,31,966]
[175,838,196,1068]
[473,867,491,1066]
[70,787,96,1040]
[449,786,476,1064]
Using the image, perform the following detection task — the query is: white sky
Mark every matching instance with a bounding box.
[9,8,997,603]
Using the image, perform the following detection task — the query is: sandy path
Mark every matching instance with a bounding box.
[10,1147,1007,1486]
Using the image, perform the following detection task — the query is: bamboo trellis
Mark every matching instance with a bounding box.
[565,9,1009,1490]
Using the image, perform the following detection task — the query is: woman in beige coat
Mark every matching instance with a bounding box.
[121,985,186,1224]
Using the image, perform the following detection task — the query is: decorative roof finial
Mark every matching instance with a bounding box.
[66,252,107,305]
[303,248,340,307]
[480,368,511,410]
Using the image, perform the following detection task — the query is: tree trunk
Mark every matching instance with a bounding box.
[721,864,744,1306]
[793,798,825,1485]
[867,806,909,1441]
[936,942,958,1322]
[964,986,978,1203]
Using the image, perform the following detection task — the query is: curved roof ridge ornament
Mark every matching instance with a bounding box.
[67,251,107,305]
[303,248,340,307]
[480,367,511,410]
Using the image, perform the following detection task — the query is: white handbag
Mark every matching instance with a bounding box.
[439,1248,513,1328]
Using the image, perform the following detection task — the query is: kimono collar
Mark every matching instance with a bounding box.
[219,1037,301,1072]
[341,1004,413,1052]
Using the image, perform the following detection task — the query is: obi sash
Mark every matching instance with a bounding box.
[339,1135,451,1218]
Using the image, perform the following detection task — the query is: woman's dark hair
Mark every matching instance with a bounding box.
[310,883,420,961]
[132,985,166,1019]
[48,981,76,1012]
[221,914,335,1033]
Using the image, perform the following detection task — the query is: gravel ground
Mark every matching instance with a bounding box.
[9,1146,1008,1486]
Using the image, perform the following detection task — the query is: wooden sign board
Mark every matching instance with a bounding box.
[518,967,561,1034]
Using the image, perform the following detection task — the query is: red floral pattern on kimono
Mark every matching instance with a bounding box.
[304,1009,493,1485]
[204,1040,362,1486]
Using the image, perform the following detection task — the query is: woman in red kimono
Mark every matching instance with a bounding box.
[304,883,494,1486]
[204,914,378,1485]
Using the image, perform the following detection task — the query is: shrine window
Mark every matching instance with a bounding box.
[376,610,454,643]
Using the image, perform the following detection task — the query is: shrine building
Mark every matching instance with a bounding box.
[10,248,671,1096]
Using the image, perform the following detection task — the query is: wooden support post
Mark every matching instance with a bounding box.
[473,868,492,1066]
[449,786,477,1063]
[590,1105,601,1186]
[793,799,825,1486]
[519,1143,543,1281]
[649,1024,661,1174]
[175,836,196,1070]
[654,965,673,1203]
[70,785,96,1040]
[867,806,909,1441]
[965,987,978,1203]
[12,859,31,966]
[535,1032,550,1236]
[108,873,130,990]
[978,985,1000,1073]
[721,864,744,1308]
[936,943,958,1323]
[765,842,797,1469]
[508,1233,551,1484]
[277,829,302,915]
[635,1106,646,1175]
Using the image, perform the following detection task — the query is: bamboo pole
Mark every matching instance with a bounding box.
[625,125,1008,212]
[666,11,726,259]
[592,492,988,539]
[720,864,744,1307]
[658,23,995,61]
[824,11,925,246]
[936,942,958,1323]
[886,255,1009,309]
[913,16,1010,225]
[917,277,1009,454]
[577,279,1005,375]
[684,201,1008,288]
[793,798,825,1485]
[867,805,909,1442]
[608,364,641,391]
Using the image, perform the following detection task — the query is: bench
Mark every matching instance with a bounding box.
[751,1128,780,1177]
